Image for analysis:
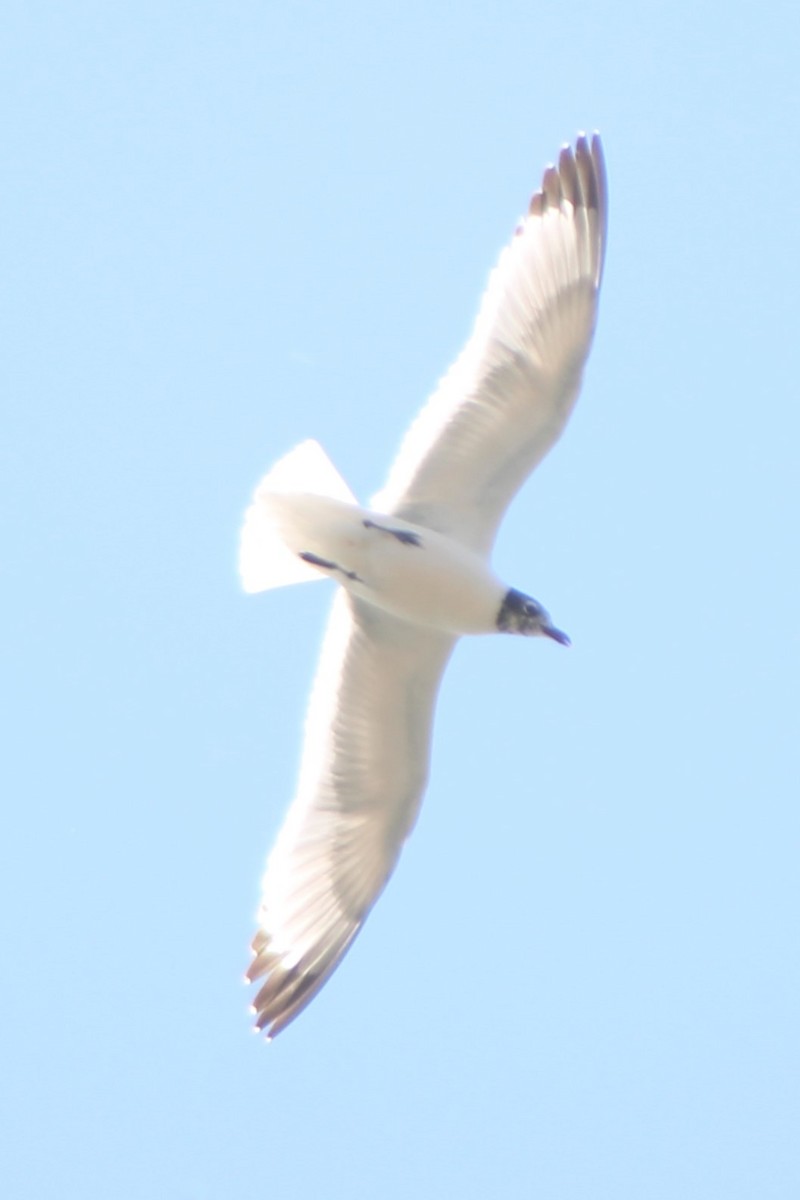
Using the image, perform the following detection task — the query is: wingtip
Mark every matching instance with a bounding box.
[527,132,607,249]
[248,1021,274,1044]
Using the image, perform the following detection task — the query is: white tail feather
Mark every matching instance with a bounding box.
[239,441,357,593]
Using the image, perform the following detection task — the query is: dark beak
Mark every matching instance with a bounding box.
[542,624,571,647]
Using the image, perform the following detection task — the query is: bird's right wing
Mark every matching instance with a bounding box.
[247,590,455,1038]
[373,134,607,555]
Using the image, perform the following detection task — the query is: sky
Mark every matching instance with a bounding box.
[3,1,799,1197]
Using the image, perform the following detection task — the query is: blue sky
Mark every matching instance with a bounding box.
[3,2,799,1197]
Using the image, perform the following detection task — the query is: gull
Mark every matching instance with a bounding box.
[240,133,607,1038]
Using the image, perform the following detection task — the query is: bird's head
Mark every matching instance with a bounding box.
[496,588,570,645]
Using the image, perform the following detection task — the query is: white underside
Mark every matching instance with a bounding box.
[252,488,506,635]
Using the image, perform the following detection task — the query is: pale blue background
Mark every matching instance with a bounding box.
[3,2,799,1197]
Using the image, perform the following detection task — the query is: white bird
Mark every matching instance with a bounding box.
[240,133,607,1038]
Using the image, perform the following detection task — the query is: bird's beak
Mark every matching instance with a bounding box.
[542,624,571,647]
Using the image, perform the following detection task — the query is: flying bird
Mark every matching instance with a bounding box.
[240,133,607,1038]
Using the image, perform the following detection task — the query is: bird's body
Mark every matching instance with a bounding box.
[247,479,510,634]
[240,133,607,1037]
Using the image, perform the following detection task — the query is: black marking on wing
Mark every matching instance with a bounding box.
[299,551,360,582]
[363,519,422,547]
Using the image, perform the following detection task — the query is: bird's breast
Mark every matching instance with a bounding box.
[272,492,506,634]
[348,512,504,635]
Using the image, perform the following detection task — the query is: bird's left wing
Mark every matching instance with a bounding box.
[373,133,607,555]
[247,590,455,1037]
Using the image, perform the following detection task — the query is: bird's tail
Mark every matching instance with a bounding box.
[239,440,358,593]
